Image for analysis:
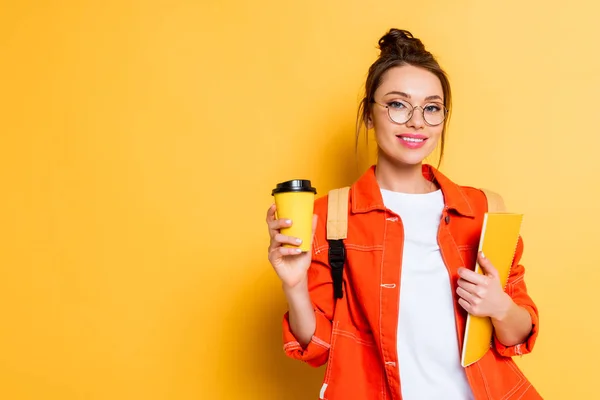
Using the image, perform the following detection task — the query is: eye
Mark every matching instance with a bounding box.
[387,101,408,109]
[424,104,443,113]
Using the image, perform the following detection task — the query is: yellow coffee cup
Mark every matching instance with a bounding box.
[272,179,317,252]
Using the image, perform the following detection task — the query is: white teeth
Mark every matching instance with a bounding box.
[400,137,424,143]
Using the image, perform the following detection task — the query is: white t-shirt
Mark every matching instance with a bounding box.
[380,188,473,400]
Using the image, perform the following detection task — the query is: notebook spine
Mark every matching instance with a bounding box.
[503,232,522,291]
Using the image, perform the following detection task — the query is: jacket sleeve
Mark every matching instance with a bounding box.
[493,236,540,357]
[282,204,335,367]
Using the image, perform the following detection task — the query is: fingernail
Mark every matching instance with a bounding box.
[481,252,486,259]
[295,238,302,244]
[285,219,292,225]
[295,248,302,253]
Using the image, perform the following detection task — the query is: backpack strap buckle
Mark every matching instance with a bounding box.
[328,239,346,299]
[326,186,350,300]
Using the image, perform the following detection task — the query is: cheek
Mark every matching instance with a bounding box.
[427,127,444,143]
[372,113,393,135]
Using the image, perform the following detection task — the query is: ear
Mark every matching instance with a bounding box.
[366,113,374,130]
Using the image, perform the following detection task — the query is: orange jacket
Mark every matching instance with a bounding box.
[282,164,541,399]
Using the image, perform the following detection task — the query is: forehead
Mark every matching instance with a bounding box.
[376,65,443,99]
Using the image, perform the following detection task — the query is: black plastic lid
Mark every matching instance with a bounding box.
[271,179,317,195]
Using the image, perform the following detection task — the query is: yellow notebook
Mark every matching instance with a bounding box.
[460,212,524,367]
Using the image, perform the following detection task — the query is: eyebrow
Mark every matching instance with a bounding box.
[384,91,443,102]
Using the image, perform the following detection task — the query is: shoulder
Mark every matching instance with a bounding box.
[311,187,352,253]
[427,164,502,214]
[314,192,331,217]
[460,185,488,203]
[460,185,506,214]
[314,186,351,214]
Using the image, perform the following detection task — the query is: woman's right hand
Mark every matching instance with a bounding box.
[266,204,318,290]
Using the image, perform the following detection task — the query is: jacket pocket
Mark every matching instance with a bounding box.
[319,325,384,399]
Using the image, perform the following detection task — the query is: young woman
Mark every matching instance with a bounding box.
[265,28,540,400]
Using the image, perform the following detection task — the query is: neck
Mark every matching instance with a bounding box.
[375,156,436,194]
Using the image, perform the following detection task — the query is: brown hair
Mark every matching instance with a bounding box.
[356,28,452,164]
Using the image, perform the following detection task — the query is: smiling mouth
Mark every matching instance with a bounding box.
[396,135,427,143]
[399,137,425,143]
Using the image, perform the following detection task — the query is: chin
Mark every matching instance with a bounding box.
[395,155,427,166]
[378,140,436,167]
[382,149,432,167]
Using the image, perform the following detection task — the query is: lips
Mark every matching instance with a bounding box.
[396,133,427,141]
[396,133,428,149]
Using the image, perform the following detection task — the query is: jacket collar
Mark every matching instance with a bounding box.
[351,164,475,218]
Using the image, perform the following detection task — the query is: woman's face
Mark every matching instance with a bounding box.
[369,65,445,167]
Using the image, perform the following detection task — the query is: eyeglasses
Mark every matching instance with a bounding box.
[372,99,448,126]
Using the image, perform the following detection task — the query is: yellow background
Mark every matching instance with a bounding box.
[1,1,597,399]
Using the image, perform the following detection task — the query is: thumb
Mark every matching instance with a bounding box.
[478,251,499,279]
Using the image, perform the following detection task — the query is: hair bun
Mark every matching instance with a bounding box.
[378,28,426,57]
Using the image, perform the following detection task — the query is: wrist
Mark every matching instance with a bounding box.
[492,293,514,322]
[282,278,309,298]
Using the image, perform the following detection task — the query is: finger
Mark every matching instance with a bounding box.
[457,278,483,297]
[267,217,293,237]
[267,230,293,252]
[457,267,489,286]
[268,245,302,265]
[456,286,481,306]
[273,233,303,247]
[478,252,499,279]
[266,204,282,237]
[266,203,276,222]
[458,298,474,314]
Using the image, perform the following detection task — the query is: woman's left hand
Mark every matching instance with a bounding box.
[456,252,513,320]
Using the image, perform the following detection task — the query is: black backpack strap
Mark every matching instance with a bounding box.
[328,239,346,299]
[326,187,350,300]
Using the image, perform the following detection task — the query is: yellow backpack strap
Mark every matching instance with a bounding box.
[326,186,350,240]
[480,188,506,213]
[326,186,350,299]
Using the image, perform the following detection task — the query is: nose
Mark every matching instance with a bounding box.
[406,106,425,129]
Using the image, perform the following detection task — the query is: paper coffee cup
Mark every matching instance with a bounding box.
[271,179,317,252]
